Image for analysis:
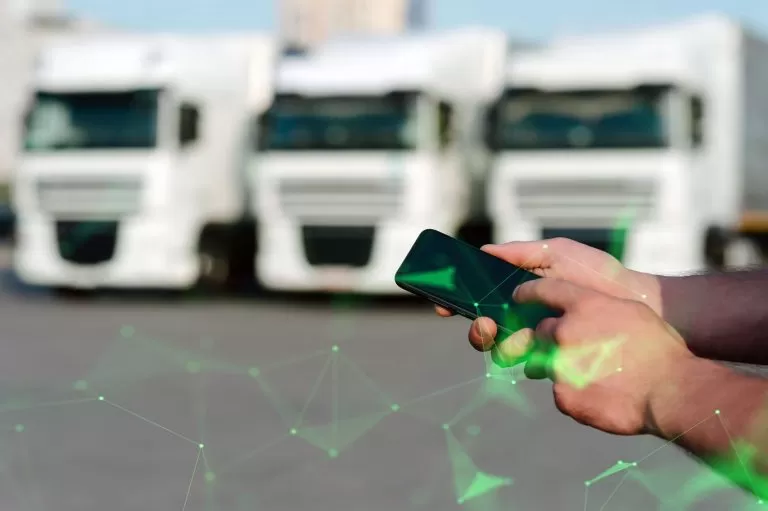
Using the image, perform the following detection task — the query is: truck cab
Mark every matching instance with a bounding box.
[252,28,506,294]
[487,15,754,275]
[13,33,276,292]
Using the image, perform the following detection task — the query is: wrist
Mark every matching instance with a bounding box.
[645,356,733,440]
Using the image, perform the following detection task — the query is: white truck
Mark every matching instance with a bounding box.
[252,28,507,294]
[486,14,768,275]
[13,33,276,293]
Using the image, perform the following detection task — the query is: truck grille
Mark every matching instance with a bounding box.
[279,178,402,222]
[56,220,118,265]
[515,178,656,226]
[302,226,375,268]
[37,177,142,217]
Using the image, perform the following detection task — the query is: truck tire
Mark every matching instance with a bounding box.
[197,244,230,293]
[196,221,256,294]
[704,226,728,269]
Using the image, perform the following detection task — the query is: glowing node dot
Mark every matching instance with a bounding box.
[442,423,450,431]
[14,424,24,433]
[542,244,548,249]
[485,372,492,378]
[98,396,104,401]
[186,361,201,373]
[585,481,591,487]
[616,367,623,373]
[641,294,647,299]
[502,303,509,309]
[457,498,464,505]
[715,409,721,415]
[204,471,216,483]
[617,460,623,464]
[632,462,638,467]
[332,345,339,352]
[199,444,205,449]
[328,449,338,458]
[473,302,479,308]
[758,499,763,505]
[248,367,260,378]
[73,380,88,391]
[511,380,517,385]
[290,428,297,435]
[390,404,400,412]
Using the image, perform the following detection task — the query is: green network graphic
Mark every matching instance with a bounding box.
[1,231,767,509]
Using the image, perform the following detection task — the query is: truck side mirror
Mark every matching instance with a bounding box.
[179,103,199,146]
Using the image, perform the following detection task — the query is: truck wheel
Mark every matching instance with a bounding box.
[723,236,764,270]
[197,249,230,292]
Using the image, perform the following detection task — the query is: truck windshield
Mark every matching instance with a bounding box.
[23,89,160,151]
[258,92,419,151]
[488,87,669,150]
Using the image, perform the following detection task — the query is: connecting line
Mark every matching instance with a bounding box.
[634,413,717,465]
[291,354,333,431]
[217,433,292,475]
[100,398,201,447]
[557,251,650,301]
[0,397,98,414]
[181,447,202,511]
[397,376,485,409]
[599,471,631,511]
[717,413,758,499]
[585,410,721,511]
[474,248,545,305]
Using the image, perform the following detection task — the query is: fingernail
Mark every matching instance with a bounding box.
[512,285,520,301]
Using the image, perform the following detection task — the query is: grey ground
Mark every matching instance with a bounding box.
[0,249,763,511]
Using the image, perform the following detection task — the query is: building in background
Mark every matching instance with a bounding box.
[279,0,427,50]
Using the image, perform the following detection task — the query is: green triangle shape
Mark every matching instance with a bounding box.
[587,460,634,485]
[296,411,390,452]
[459,471,513,504]
[398,267,456,291]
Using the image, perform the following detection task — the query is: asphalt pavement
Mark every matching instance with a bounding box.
[0,264,762,510]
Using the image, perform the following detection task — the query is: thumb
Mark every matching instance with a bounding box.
[482,241,554,272]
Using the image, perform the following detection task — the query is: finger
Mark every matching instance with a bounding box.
[513,278,590,312]
[490,328,534,367]
[434,305,454,317]
[535,317,560,341]
[481,241,555,271]
[523,338,556,380]
[468,317,497,352]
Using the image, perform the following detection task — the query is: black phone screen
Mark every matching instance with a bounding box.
[395,229,558,340]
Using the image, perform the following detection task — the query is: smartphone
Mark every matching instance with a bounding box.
[395,229,559,341]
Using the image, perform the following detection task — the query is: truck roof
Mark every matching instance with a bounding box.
[505,13,744,90]
[275,26,507,101]
[34,32,276,101]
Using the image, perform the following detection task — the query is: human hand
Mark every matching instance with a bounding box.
[474,277,695,436]
[435,237,661,323]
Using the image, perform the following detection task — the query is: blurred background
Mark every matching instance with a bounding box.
[1,1,768,510]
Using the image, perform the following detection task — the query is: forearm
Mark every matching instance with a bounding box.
[648,357,768,498]
[658,269,768,364]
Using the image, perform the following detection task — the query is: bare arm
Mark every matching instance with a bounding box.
[659,269,768,364]
[648,357,768,499]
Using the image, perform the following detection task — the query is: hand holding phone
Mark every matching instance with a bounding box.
[394,229,560,342]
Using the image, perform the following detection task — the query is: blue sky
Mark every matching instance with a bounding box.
[66,0,768,41]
